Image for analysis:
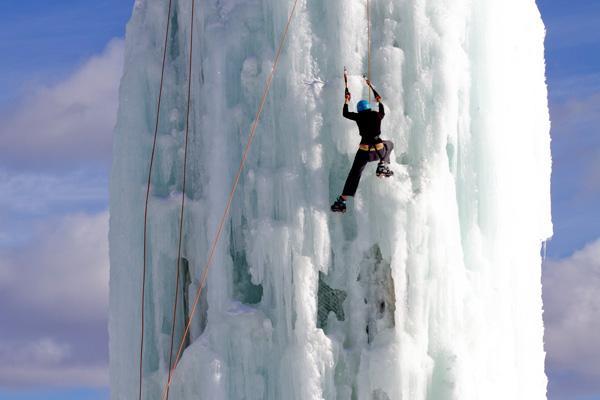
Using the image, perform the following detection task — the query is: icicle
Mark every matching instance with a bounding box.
[109,0,552,398]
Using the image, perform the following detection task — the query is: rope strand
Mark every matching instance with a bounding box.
[164,0,198,398]
[159,0,301,397]
[140,1,174,399]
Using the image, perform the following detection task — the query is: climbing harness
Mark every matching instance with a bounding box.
[359,143,384,152]
[139,1,174,399]
[158,0,301,399]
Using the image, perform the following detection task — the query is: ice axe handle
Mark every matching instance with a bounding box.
[364,77,381,100]
[344,67,350,99]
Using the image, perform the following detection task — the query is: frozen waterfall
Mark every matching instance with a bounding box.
[109,0,552,399]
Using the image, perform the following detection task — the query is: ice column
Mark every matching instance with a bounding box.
[110,0,551,399]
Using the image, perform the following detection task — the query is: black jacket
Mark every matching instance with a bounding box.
[343,102,385,145]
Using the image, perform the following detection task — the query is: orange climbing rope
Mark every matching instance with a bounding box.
[159,0,301,398]
[140,1,174,399]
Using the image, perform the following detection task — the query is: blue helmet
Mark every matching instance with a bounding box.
[357,100,371,112]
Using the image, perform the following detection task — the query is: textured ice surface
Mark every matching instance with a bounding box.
[109,0,552,399]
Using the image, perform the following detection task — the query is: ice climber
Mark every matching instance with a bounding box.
[331,79,394,213]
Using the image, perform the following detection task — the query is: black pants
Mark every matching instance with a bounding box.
[342,140,394,197]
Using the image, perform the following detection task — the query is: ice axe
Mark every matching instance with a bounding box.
[363,73,381,102]
[344,67,351,100]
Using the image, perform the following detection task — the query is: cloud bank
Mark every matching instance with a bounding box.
[0,38,123,389]
[0,39,124,170]
[0,212,109,320]
[544,239,600,398]
[0,212,109,388]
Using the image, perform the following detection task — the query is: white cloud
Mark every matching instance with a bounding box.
[543,239,600,392]
[0,211,109,320]
[0,363,108,389]
[0,39,124,169]
[0,338,106,388]
[0,169,107,216]
[0,37,118,389]
[0,211,109,388]
[0,338,70,366]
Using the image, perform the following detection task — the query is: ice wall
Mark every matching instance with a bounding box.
[109,0,552,399]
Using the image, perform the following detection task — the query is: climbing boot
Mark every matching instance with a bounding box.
[330,196,347,213]
[376,162,394,178]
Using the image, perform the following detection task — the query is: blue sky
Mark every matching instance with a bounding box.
[0,1,132,105]
[0,1,133,399]
[0,0,598,399]
[540,0,600,258]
